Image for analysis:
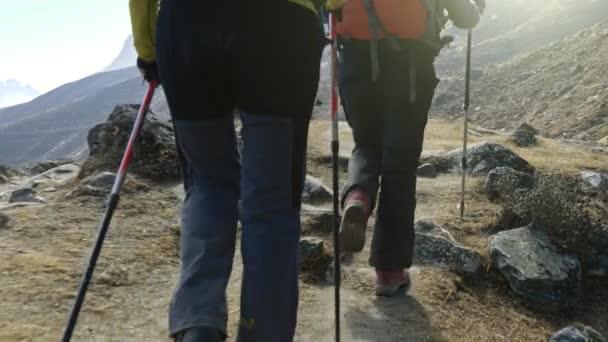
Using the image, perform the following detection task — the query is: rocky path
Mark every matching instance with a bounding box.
[1,119,607,341]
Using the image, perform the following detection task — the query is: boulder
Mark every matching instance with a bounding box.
[510,123,538,147]
[447,142,535,176]
[580,171,608,190]
[500,172,608,267]
[26,159,74,175]
[490,226,581,307]
[419,150,451,173]
[0,164,20,184]
[81,104,180,182]
[485,167,535,202]
[414,232,482,274]
[300,237,331,276]
[80,172,116,196]
[414,220,455,242]
[19,164,80,189]
[8,188,44,203]
[598,136,608,146]
[549,324,607,342]
[69,172,149,198]
[416,163,437,178]
[303,175,333,203]
[301,204,334,234]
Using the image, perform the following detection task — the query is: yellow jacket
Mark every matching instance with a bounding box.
[129,0,318,63]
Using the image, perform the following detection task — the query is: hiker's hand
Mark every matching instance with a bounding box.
[136,58,160,83]
[473,0,486,14]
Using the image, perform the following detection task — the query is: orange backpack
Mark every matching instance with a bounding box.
[335,0,428,40]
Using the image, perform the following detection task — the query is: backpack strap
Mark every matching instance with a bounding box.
[361,0,401,81]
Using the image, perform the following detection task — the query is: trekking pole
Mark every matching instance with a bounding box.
[62,80,159,341]
[459,29,472,220]
[329,12,341,342]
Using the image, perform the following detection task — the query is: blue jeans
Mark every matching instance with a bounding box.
[169,114,307,341]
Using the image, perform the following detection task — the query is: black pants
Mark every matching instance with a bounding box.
[339,39,439,271]
[156,1,324,209]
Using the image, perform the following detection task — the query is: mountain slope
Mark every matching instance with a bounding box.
[0,71,168,165]
[103,36,136,72]
[435,20,608,141]
[436,0,608,75]
[0,79,39,108]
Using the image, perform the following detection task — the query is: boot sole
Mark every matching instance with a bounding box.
[339,203,367,252]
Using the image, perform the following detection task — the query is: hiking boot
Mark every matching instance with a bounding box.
[175,326,224,342]
[339,188,371,252]
[375,269,411,297]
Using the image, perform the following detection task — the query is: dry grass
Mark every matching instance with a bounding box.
[0,118,606,341]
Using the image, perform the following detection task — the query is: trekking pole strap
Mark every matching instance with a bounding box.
[361,0,400,82]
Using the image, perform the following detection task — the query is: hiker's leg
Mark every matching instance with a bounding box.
[168,118,240,337]
[339,39,384,207]
[237,113,307,342]
[157,2,238,337]
[370,43,439,270]
[234,4,321,341]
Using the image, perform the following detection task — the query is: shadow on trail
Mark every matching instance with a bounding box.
[345,295,446,342]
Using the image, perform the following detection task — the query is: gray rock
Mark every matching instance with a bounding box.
[580,171,608,189]
[81,104,180,181]
[300,237,331,275]
[490,226,581,307]
[419,150,451,173]
[485,167,535,202]
[8,188,44,203]
[414,233,482,273]
[301,204,335,234]
[26,159,74,175]
[447,142,535,176]
[303,175,333,203]
[414,220,455,242]
[511,123,538,147]
[549,324,607,342]
[300,237,325,262]
[81,172,116,196]
[416,163,437,178]
[19,164,80,189]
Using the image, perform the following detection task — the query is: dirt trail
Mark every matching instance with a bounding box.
[1,120,607,341]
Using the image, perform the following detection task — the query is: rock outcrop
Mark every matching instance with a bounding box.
[549,324,607,342]
[303,175,333,203]
[486,170,608,275]
[485,167,535,202]
[447,142,535,176]
[414,220,482,273]
[490,226,581,307]
[510,123,539,147]
[81,104,180,182]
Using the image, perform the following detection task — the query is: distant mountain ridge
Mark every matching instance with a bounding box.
[103,36,137,72]
[0,79,39,108]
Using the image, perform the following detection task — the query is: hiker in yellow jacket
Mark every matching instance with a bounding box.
[129,1,324,341]
[331,0,484,296]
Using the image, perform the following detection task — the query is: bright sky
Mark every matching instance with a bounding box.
[0,0,132,93]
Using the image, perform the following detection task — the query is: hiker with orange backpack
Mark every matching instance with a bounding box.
[129,1,325,341]
[328,0,484,297]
